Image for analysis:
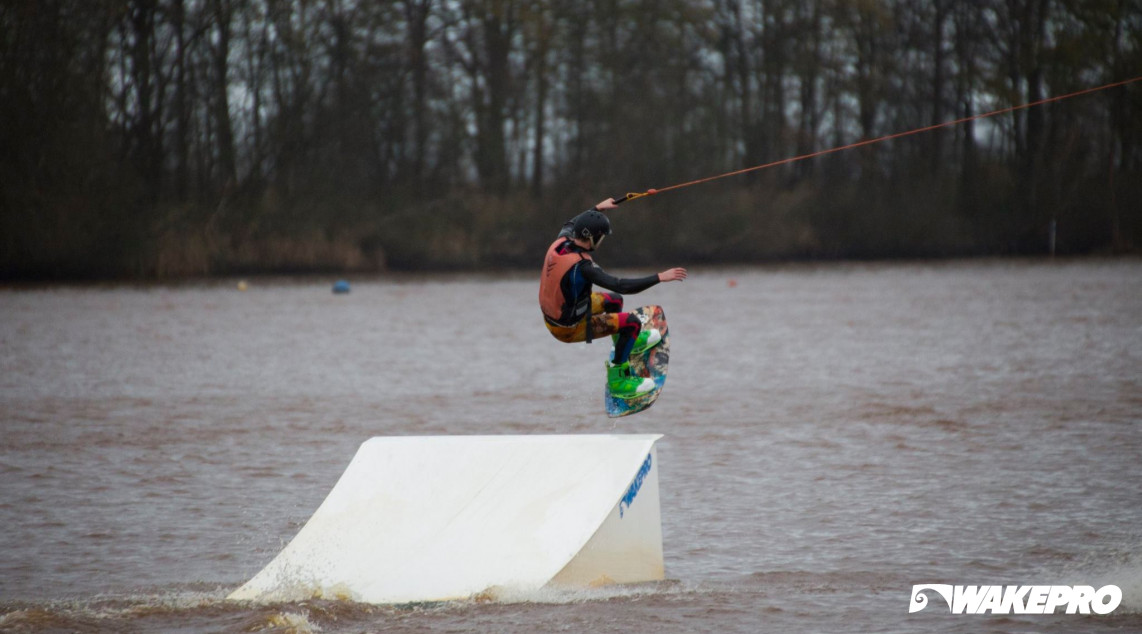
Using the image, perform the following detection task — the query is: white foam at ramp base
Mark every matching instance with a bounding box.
[229,434,664,604]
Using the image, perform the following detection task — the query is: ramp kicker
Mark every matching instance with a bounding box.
[229,434,664,604]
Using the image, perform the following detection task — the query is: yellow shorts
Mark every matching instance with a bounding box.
[544,293,622,343]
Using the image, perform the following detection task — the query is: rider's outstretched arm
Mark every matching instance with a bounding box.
[582,261,661,295]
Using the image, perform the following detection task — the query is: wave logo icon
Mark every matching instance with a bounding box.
[910,585,953,613]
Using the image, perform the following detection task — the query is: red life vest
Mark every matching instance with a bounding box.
[539,238,591,324]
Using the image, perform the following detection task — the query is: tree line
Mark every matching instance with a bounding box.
[2,0,1139,279]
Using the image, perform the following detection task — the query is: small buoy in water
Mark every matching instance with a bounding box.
[237,280,249,292]
[727,279,737,288]
[333,279,351,294]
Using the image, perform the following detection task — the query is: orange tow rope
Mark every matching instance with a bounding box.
[611,75,1142,205]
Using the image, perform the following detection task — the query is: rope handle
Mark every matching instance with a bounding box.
[610,190,659,205]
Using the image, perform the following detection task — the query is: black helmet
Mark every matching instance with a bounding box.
[571,210,611,249]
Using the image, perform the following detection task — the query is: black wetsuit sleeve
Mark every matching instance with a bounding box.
[581,260,660,295]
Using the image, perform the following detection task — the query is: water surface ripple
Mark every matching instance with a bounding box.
[1,260,1139,632]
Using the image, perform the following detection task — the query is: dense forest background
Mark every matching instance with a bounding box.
[2,0,1140,279]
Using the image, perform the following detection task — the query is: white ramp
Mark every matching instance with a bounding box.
[229,434,664,604]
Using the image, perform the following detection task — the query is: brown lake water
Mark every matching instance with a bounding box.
[1,259,1140,632]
